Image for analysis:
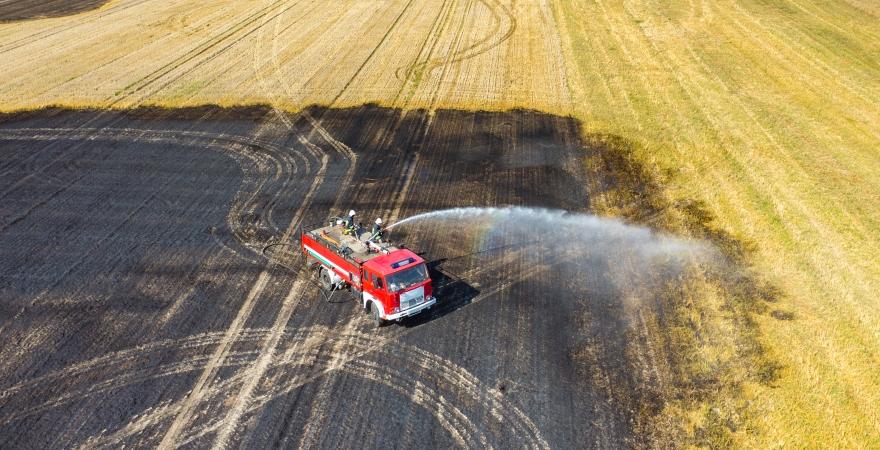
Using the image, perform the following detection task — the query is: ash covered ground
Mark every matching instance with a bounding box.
[0,106,697,448]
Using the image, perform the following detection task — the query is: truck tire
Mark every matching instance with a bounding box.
[370,303,384,328]
[319,268,332,292]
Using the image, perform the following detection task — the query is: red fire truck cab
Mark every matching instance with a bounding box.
[301,221,436,327]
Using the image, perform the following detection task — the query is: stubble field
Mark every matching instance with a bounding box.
[0,0,878,448]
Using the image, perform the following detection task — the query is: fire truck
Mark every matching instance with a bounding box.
[301,218,436,327]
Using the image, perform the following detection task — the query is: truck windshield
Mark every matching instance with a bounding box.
[386,264,429,292]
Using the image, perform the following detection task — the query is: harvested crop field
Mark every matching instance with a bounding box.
[0,0,569,113]
[0,106,765,448]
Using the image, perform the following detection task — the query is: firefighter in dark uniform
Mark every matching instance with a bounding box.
[344,209,357,235]
[372,217,385,242]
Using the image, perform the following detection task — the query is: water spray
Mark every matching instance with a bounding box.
[390,207,700,249]
[387,206,711,285]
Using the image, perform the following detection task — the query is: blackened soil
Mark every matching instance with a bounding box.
[0,105,758,449]
[0,0,110,23]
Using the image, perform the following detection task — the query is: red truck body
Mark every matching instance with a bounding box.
[301,222,436,323]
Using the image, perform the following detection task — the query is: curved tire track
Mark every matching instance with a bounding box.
[395,0,517,84]
[0,326,548,449]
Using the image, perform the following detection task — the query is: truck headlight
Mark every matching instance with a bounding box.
[392,307,400,313]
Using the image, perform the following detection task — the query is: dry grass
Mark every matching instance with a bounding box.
[1,0,878,447]
[553,0,880,447]
[0,0,569,113]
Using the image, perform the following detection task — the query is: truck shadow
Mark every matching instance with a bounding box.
[397,258,480,328]
[396,240,542,327]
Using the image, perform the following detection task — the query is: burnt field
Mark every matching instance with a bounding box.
[0,106,767,448]
[0,0,110,23]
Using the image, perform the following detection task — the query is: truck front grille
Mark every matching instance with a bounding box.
[400,295,424,310]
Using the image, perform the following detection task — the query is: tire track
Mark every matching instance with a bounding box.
[159,242,561,448]
[0,1,235,96]
[0,127,306,256]
[388,0,480,224]
[155,134,327,450]
[1,200,572,447]
[105,0,298,106]
[199,7,369,443]
[327,0,417,107]
[209,270,313,450]
[228,341,541,448]
[2,324,551,449]
[191,9,369,444]
[126,0,312,108]
[255,9,432,443]
[205,120,351,450]
[263,70,438,450]
[391,0,458,104]
[0,123,317,372]
[396,0,517,86]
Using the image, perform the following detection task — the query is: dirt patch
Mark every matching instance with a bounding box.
[0,105,775,448]
[0,0,110,23]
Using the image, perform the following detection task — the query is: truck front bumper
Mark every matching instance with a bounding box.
[385,296,436,321]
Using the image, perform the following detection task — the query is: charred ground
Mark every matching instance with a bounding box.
[0,105,774,448]
[0,0,110,23]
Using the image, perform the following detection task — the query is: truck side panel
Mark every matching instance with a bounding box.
[302,233,362,290]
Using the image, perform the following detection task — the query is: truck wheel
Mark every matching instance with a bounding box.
[319,268,332,292]
[370,304,384,328]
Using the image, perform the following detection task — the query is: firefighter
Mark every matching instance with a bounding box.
[372,217,385,242]
[344,209,357,235]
